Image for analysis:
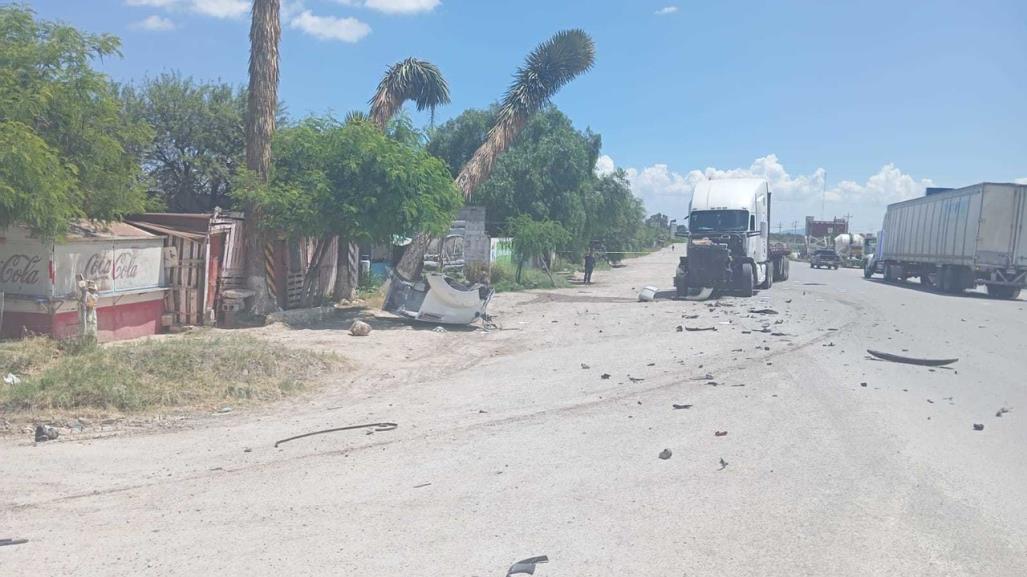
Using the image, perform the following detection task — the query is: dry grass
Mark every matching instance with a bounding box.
[0,333,339,415]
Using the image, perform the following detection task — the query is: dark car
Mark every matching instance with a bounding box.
[811,249,841,269]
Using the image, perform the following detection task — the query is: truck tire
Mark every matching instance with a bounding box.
[778,258,790,281]
[759,262,773,290]
[738,262,754,297]
[986,284,1021,299]
[864,262,873,279]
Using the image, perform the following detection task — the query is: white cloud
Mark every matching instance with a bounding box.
[124,0,248,19]
[606,153,931,230]
[595,154,615,177]
[335,0,440,14]
[654,5,678,15]
[290,10,371,42]
[191,0,249,19]
[126,0,178,6]
[1015,177,1027,185]
[132,14,176,30]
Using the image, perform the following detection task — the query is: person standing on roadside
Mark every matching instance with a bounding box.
[584,249,596,285]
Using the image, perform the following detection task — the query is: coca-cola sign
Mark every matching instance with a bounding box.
[0,254,42,286]
[82,252,140,280]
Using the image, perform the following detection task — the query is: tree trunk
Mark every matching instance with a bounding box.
[333,236,359,302]
[394,232,432,281]
[300,237,328,308]
[242,0,281,314]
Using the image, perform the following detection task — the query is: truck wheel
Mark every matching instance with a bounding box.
[759,263,773,290]
[863,262,873,279]
[986,284,1021,299]
[738,263,754,297]
[781,259,790,281]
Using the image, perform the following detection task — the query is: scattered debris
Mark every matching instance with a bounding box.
[996,407,1011,417]
[718,458,728,470]
[675,325,683,332]
[749,308,779,315]
[658,449,673,460]
[714,431,728,437]
[34,424,58,442]
[580,363,590,370]
[215,407,233,414]
[349,320,373,336]
[972,423,984,431]
[683,314,699,319]
[600,373,611,380]
[866,349,958,367]
[860,382,867,387]
[628,376,645,383]
[274,422,397,448]
[0,538,28,547]
[770,332,791,337]
[3,373,20,386]
[413,482,432,489]
[672,404,693,410]
[244,448,253,453]
[785,299,792,303]
[507,555,549,576]
[684,326,717,332]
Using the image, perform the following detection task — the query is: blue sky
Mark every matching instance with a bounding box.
[25,0,1027,230]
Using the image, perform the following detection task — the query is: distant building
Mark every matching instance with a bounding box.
[805,216,848,238]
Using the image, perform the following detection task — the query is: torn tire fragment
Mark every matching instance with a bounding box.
[507,555,549,576]
[866,349,958,367]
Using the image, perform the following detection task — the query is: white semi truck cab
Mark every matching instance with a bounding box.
[674,178,789,297]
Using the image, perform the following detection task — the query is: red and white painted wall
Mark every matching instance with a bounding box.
[0,222,166,342]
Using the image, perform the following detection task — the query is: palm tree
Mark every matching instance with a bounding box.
[332,58,451,301]
[369,57,451,130]
[243,0,281,313]
[393,29,595,279]
[455,29,594,199]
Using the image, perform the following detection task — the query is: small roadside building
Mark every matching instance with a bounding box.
[0,221,166,341]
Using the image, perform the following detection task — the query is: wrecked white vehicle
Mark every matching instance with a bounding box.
[383,272,494,325]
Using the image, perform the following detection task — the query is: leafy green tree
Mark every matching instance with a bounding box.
[507,215,572,285]
[583,170,646,258]
[234,117,462,303]
[0,5,151,237]
[429,107,600,241]
[121,73,247,212]
[395,29,595,279]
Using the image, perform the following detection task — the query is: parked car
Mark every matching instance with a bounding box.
[811,249,841,269]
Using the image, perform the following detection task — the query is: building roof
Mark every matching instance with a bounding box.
[65,220,156,241]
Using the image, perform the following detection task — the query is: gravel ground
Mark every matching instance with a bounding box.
[1,247,1025,576]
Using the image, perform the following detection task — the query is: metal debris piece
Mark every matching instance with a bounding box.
[274,422,398,448]
[684,326,717,332]
[507,555,549,576]
[973,423,984,431]
[658,449,673,460]
[749,308,779,315]
[714,431,728,437]
[866,349,958,367]
[718,458,728,470]
[600,373,611,380]
[672,404,693,410]
[0,538,28,547]
[628,376,645,383]
[996,407,1011,417]
[676,325,684,332]
[580,363,590,370]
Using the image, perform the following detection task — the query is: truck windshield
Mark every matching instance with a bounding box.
[690,210,749,233]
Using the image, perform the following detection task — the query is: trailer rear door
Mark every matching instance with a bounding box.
[976,184,1018,267]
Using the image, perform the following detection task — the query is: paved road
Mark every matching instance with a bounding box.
[2,247,1025,576]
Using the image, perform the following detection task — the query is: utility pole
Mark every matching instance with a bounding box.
[821,170,827,219]
[843,212,854,232]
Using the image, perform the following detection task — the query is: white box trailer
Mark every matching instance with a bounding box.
[869,182,1027,298]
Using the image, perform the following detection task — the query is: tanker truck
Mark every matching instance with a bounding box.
[673,178,790,298]
[834,233,865,268]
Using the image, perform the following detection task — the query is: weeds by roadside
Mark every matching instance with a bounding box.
[0,334,339,415]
